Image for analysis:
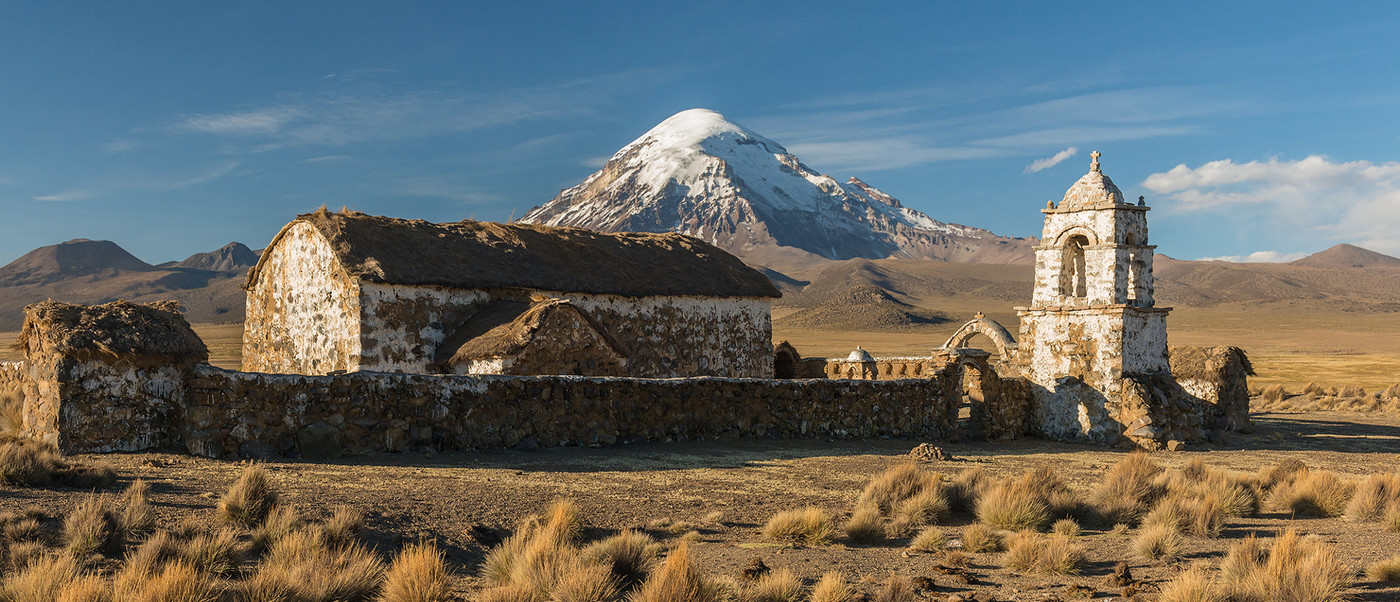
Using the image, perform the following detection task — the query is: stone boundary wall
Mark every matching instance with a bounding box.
[182,366,960,459]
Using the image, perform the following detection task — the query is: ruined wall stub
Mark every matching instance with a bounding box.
[243,222,362,374]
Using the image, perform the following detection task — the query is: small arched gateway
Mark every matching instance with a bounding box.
[941,315,1018,362]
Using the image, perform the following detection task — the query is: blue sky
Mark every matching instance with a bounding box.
[2,2,1399,263]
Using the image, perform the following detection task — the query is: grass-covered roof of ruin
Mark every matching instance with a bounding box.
[435,298,627,367]
[247,209,781,299]
[17,299,208,365]
[1169,345,1256,381]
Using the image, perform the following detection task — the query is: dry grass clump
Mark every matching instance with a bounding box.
[857,464,941,513]
[1161,460,1261,518]
[1386,503,1400,532]
[252,504,303,552]
[1050,518,1080,537]
[889,488,950,535]
[1267,469,1355,518]
[1,553,93,601]
[1344,471,1400,521]
[907,527,946,552]
[853,464,950,537]
[6,540,46,573]
[975,477,1051,531]
[960,523,1002,553]
[1133,523,1184,561]
[810,571,856,602]
[240,527,385,601]
[1259,385,1286,403]
[1093,453,1165,525]
[65,494,122,556]
[842,503,885,544]
[120,478,155,538]
[1142,492,1224,538]
[1220,534,1269,582]
[761,507,834,546]
[1366,555,1400,583]
[629,544,729,602]
[1158,564,1225,602]
[1260,460,1308,491]
[3,516,42,542]
[1002,531,1085,575]
[582,530,663,590]
[745,568,804,602]
[115,560,221,602]
[947,467,989,512]
[0,439,62,487]
[1223,529,1350,602]
[872,574,914,602]
[320,505,364,548]
[218,464,279,528]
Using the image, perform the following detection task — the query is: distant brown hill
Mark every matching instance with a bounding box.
[776,284,949,330]
[0,240,255,330]
[1290,243,1400,269]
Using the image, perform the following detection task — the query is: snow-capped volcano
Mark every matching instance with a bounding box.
[519,109,1033,263]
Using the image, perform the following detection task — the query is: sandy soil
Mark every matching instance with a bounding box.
[5,411,1400,600]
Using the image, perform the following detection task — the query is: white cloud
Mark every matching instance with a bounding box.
[1024,147,1078,173]
[1143,155,1400,254]
[34,190,94,202]
[1196,250,1308,263]
[177,108,302,136]
[786,138,1001,173]
[101,140,139,153]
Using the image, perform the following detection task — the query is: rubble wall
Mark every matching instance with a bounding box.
[180,365,960,459]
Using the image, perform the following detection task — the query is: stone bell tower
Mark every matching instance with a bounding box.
[1015,151,1172,441]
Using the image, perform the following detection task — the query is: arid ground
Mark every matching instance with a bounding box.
[5,410,1400,600]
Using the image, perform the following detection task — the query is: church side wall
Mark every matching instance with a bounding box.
[358,284,487,373]
[243,222,361,375]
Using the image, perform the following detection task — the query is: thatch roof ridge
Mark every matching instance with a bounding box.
[246,209,780,299]
[18,299,209,365]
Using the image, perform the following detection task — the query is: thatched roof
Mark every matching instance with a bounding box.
[247,209,780,299]
[1169,345,1255,381]
[435,299,626,367]
[18,300,208,365]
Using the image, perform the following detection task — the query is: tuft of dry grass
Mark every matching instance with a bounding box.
[761,507,833,546]
[842,503,885,544]
[629,543,728,602]
[745,568,804,602]
[1051,518,1080,537]
[548,561,620,602]
[0,440,61,487]
[810,571,856,602]
[871,574,914,602]
[1220,534,1269,583]
[1344,472,1400,521]
[582,530,662,591]
[1267,469,1355,518]
[180,528,243,576]
[115,560,221,602]
[975,478,1051,531]
[1003,531,1085,575]
[218,464,279,528]
[241,528,385,601]
[2,554,93,601]
[908,527,946,553]
[960,523,1002,553]
[6,540,47,573]
[1226,528,1350,602]
[1366,555,1400,583]
[857,464,943,514]
[4,516,42,542]
[378,543,454,602]
[1159,564,1225,602]
[1133,523,1184,561]
[1093,452,1164,525]
[941,550,970,567]
[120,478,156,538]
[948,467,988,512]
[65,494,121,556]
[891,487,950,531]
[1386,503,1400,532]
[252,504,302,552]
[320,505,364,548]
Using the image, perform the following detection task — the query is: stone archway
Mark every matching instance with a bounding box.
[773,341,801,379]
[942,317,1018,362]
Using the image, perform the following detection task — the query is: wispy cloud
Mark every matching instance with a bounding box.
[302,155,352,164]
[748,83,1246,175]
[1197,250,1308,263]
[1024,147,1078,173]
[1143,155,1400,254]
[169,69,675,151]
[394,174,502,204]
[34,190,94,202]
[101,140,139,153]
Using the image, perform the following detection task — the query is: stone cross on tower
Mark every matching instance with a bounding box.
[1089,150,1101,172]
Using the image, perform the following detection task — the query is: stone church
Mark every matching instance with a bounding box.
[241,209,781,378]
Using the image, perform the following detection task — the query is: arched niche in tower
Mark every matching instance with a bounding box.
[1061,234,1090,298]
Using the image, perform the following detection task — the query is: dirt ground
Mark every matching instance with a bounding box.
[5,410,1400,600]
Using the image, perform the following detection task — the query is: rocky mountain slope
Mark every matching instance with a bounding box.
[520,108,1034,264]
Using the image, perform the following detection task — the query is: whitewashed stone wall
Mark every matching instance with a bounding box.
[243,222,361,374]
[358,283,486,372]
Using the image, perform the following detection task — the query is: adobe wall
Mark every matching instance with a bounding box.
[180,366,959,459]
[243,221,362,374]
